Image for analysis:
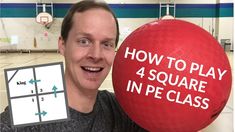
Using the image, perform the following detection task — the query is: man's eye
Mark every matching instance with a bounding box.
[78,38,90,45]
[103,41,114,48]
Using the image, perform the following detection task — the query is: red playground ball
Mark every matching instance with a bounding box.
[112,19,232,132]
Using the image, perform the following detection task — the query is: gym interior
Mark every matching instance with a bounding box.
[0,0,233,131]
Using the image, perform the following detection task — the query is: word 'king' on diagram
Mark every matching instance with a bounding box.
[4,62,70,127]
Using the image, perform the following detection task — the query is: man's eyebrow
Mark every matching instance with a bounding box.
[102,38,116,41]
[76,32,116,41]
[75,32,92,37]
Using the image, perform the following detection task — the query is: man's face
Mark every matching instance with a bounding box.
[59,8,117,91]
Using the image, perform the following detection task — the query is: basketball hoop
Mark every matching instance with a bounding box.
[36,12,53,25]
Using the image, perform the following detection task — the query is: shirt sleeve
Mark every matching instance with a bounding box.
[0,107,16,132]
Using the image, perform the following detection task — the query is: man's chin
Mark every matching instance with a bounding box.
[82,82,102,91]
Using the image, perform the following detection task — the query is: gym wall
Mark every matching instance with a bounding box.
[0,0,233,52]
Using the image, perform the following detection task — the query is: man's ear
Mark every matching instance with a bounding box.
[58,36,65,56]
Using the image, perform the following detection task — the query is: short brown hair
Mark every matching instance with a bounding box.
[61,0,119,47]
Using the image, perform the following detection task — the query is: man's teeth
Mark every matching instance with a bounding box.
[83,67,102,72]
[86,67,100,71]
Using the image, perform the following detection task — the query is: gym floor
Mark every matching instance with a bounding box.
[0,51,233,132]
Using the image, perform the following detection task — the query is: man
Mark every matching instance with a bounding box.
[0,1,146,131]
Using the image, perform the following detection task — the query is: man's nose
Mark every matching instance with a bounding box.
[88,42,103,61]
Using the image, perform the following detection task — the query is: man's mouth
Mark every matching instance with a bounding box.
[81,66,103,73]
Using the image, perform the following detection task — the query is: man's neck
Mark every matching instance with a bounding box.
[65,76,98,113]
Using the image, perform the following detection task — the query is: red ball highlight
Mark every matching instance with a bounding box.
[112,19,232,132]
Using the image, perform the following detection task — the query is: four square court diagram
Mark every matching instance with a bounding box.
[4,62,70,127]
